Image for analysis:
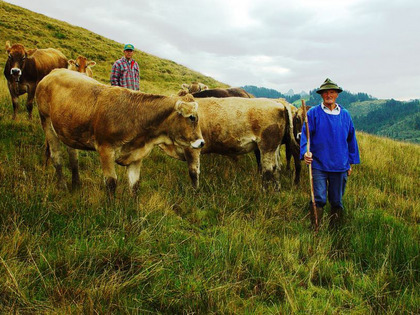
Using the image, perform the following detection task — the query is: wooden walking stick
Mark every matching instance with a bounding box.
[301,99,319,229]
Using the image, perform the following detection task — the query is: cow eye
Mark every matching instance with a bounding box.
[8,54,12,59]
[75,63,80,67]
[189,115,196,122]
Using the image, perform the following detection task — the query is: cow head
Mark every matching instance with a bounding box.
[5,41,36,82]
[170,99,204,149]
[294,105,309,141]
[181,82,208,94]
[68,56,96,75]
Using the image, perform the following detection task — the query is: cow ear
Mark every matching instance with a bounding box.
[181,83,190,90]
[177,89,188,97]
[27,48,37,57]
[68,59,75,65]
[88,61,96,67]
[199,83,208,91]
[175,100,197,117]
[5,41,11,53]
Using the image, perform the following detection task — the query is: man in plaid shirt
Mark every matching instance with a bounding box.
[110,44,140,90]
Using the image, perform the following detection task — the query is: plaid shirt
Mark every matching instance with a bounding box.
[110,57,140,90]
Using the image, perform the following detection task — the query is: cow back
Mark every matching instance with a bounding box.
[192,88,253,98]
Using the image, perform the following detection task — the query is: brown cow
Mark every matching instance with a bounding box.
[4,41,68,120]
[35,69,204,195]
[159,97,299,189]
[182,82,208,93]
[252,101,304,184]
[179,87,254,98]
[68,55,96,77]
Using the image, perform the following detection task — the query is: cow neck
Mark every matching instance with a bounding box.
[131,93,175,129]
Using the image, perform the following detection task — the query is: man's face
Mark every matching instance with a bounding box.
[124,49,134,60]
[321,89,339,107]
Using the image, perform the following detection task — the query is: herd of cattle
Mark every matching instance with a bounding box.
[4,41,307,195]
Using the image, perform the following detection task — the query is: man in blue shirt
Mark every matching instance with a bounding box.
[300,78,360,227]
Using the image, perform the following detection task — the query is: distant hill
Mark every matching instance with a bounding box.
[348,99,420,143]
[0,1,228,95]
[241,85,302,103]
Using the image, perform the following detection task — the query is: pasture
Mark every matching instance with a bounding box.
[0,76,419,313]
[0,1,419,312]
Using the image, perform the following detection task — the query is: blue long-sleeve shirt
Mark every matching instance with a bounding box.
[300,104,360,172]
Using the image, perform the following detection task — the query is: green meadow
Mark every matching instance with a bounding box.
[0,1,419,313]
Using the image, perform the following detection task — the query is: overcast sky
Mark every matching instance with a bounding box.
[5,0,420,100]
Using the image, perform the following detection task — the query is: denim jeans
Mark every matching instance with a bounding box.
[312,168,348,208]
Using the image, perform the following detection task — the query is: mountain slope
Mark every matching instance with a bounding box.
[0,1,228,95]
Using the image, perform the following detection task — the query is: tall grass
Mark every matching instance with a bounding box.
[0,76,419,313]
[1,2,419,313]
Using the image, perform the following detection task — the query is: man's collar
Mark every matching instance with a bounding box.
[321,103,341,115]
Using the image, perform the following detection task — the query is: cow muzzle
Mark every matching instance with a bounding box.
[191,139,205,149]
[11,68,22,82]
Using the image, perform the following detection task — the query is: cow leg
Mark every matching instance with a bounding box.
[26,86,36,120]
[285,143,292,170]
[67,147,80,191]
[41,117,67,189]
[259,124,283,189]
[11,95,19,121]
[127,160,142,194]
[260,150,280,190]
[184,148,201,189]
[97,145,117,196]
[254,149,262,173]
[292,148,301,185]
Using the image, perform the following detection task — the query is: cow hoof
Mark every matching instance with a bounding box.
[105,178,117,196]
[71,180,81,192]
[130,182,140,195]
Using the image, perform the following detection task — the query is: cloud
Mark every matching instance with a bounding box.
[5,0,420,100]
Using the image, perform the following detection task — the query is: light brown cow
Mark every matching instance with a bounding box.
[182,82,208,93]
[35,69,204,195]
[4,41,68,120]
[68,55,96,77]
[159,97,300,189]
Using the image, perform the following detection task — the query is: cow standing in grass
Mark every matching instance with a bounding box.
[4,41,68,120]
[35,69,204,195]
[68,55,96,77]
[160,97,300,189]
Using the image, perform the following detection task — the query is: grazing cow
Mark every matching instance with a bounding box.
[159,97,300,189]
[179,87,254,98]
[35,69,204,195]
[182,82,208,93]
[4,41,68,120]
[68,55,96,77]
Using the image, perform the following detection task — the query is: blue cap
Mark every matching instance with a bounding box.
[124,43,134,51]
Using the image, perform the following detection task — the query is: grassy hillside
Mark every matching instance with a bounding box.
[1,2,419,313]
[0,1,228,95]
[348,99,420,144]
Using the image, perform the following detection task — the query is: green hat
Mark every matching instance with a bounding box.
[124,44,134,51]
[316,78,343,94]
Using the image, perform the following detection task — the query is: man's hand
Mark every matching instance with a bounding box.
[347,166,352,176]
[304,151,313,165]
